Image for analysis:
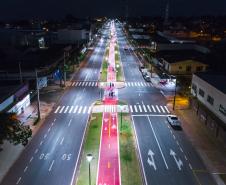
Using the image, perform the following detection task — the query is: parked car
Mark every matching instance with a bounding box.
[167,115,182,130]
[139,65,145,72]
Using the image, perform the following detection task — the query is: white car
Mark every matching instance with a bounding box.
[167,115,182,130]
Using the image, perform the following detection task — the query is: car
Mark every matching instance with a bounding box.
[167,115,182,130]
[139,65,145,72]
[143,74,151,82]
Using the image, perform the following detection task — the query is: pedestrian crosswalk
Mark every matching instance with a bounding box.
[129,104,170,114]
[54,105,92,114]
[54,104,170,115]
[70,81,98,87]
[125,82,153,87]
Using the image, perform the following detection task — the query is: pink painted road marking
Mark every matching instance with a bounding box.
[97,21,121,185]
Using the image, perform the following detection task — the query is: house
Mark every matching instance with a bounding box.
[191,73,226,124]
[154,50,208,75]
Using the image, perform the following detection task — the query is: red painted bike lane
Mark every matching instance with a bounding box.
[97,21,121,185]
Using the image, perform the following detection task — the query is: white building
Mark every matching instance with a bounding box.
[57,28,90,44]
[191,73,226,124]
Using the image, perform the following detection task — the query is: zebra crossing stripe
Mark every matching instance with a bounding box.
[140,82,144,86]
[137,82,140,86]
[152,105,156,112]
[83,106,87,114]
[131,82,134,86]
[73,106,78,113]
[95,82,98,86]
[75,82,79,86]
[69,106,74,113]
[156,105,161,113]
[78,82,82,86]
[164,106,170,113]
[130,105,133,112]
[147,105,152,112]
[78,106,83,114]
[135,82,137,86]
[143,105,147,112]
[84,82,87,86]
[88,106,92,114]
[72,82,75,86]
[128,82,130,86]
[59,106,65,113]
[54,106,60,113]
[160,106,165,113]
[134,105,138,112]
[64,106,69,113]
[138,105,142,112]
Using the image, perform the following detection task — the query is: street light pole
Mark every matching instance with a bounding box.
[86,154,93,185]
[35,69,41,121]
[173,77,177,110]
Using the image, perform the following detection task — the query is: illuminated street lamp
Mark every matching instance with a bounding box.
[86,153,93,185]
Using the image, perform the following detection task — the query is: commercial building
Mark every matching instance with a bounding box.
[191,73,226,124]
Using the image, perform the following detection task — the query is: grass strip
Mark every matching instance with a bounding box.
[119,112,142,185]
[115,44,124,82]
[76,113,102,185]
[100,47,109,82]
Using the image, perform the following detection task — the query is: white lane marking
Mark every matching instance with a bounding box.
[88,106,92,114]
[134,105,138,112]
[54,119,56,122]
[138,105,142,112]
[24,166,28,173]
[156,105,161,113]
[69,106,74,113]
[184,155,188,161]
[51,122,54,126]
[49,160,55,171]
[147,105,152,112]
[147,116,169,169]
[160,106,165,113]
[152,105,156,112]
[54,106,60,113]
[83,106,87,114]
[164,106,170,113]
[130,105,133,113]
[29,157,33,163]
[189,163,193,170]
[173,135,176,140]
[73,106,78,113]
[68,119,72,127]
[176,141,180,146]
[180,147,183,153]
[59,106,65,113]
[143,105,147,112]
[48,128,51,132]
[78,106,83,114]
[16,177,21,184]
[131,116,148,185]
[35,149,38,154]
[44,134,47,139]
[60,137,64,145]
[40,141,43,146]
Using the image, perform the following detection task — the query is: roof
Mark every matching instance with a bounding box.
[194,72,226,94]
[155,50,207,64]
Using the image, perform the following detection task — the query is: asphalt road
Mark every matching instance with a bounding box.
[115,22,216,185]
[1,28,109,185]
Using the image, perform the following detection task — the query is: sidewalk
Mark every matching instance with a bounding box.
[170,107,226,185]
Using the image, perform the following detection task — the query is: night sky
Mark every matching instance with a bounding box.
[0,0,226,20]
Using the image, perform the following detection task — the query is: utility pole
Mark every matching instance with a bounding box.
[19,62,23,84]
[63,52,66,86]
[35,69,41,121]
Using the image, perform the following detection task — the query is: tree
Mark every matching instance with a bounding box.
[0,113,32,146]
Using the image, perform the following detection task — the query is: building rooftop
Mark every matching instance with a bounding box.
[155,50,207,64]
[195,72,226,94]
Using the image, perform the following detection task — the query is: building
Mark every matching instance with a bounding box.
[153,50,208,75]
[191,73,226,124]
[0,84,30,115]
[57,28,90,44]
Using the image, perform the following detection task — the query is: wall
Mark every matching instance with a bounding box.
[191,74,226,124]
